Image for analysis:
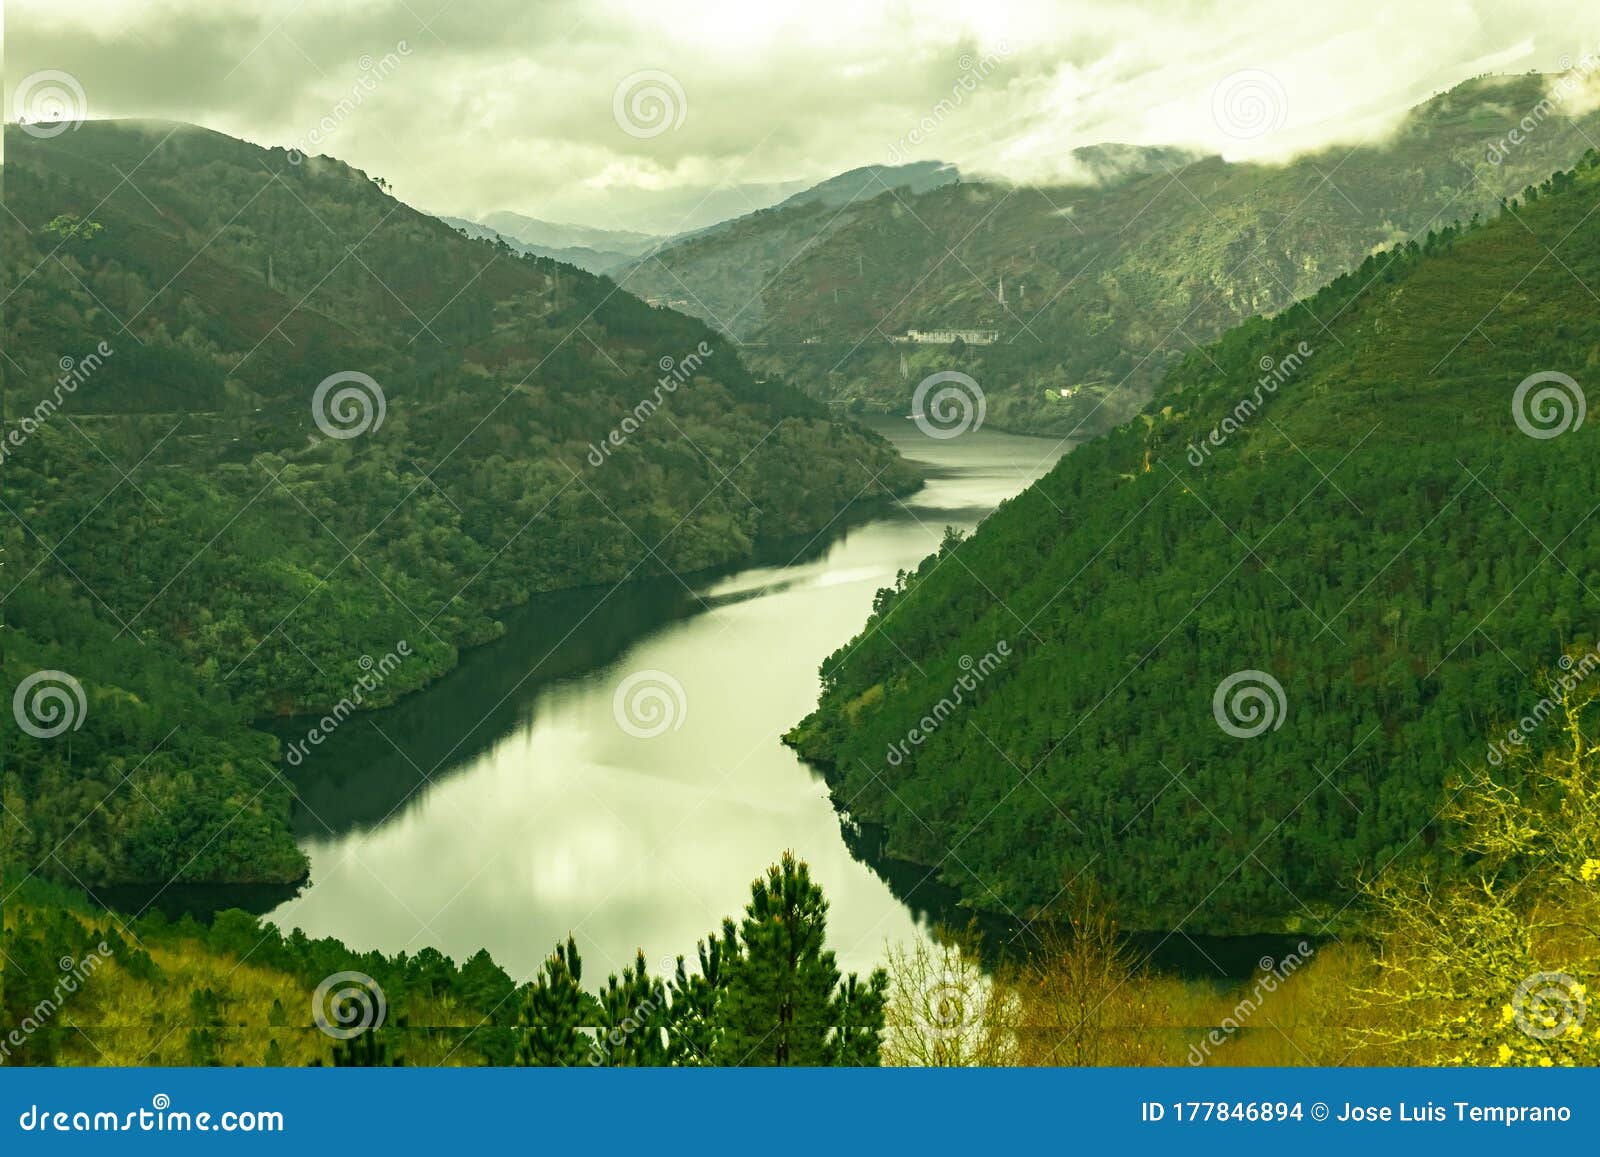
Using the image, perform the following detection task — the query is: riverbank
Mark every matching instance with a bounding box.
[256,417,1071,980]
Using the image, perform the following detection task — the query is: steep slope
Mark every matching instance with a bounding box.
[790,149,1600,935]
[633,73,1600,436]
[0,120,916,893]
[616,162,965,330]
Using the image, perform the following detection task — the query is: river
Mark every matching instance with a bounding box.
[262,416,1069,982]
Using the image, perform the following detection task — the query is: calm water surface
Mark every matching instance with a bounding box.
[266,417,1070,980]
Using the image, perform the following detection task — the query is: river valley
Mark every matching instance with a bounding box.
[263,417,1072,980]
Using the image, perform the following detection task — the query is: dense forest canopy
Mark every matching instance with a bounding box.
[0,120,917,891]
[791,149,1600,935]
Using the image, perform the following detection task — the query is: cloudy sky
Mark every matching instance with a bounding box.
[8,0,1597,234]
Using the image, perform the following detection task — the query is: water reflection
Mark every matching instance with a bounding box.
[263,418,1071,981]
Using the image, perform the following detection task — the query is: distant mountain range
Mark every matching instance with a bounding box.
[613,74,1600,436]
[437,161,965,277]
[434,214,648,275]
[477,211,662,255]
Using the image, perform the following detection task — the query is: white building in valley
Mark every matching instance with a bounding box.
[893,328,1000,345]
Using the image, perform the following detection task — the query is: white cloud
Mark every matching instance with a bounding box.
[9,0,1597,229]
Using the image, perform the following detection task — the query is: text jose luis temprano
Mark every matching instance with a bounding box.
[1140,1100,1573,1126]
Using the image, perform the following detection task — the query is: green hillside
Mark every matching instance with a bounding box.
[789,148,1600,934]
[628,73,1600,436]
[0,120,916,892]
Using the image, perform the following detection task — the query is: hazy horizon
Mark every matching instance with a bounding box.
[7,2,1599,235]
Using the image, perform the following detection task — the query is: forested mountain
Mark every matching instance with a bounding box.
[448,164,964,277]
[626,73,1600,436]
[613,162,970,326]
[790,148,1600,934]
[0,120,916,892]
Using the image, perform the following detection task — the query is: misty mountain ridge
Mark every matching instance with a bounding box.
[621,70,1600,436]
[447,160,968,275]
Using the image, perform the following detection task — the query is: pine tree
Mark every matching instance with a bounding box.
[711,853,887,1066]
[590,951,668,1066]
[664,922,740,1065]
[831,971,890,1065]
[515,935,591,1065]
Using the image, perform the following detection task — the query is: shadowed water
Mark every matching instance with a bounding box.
[263,417,1072,980]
